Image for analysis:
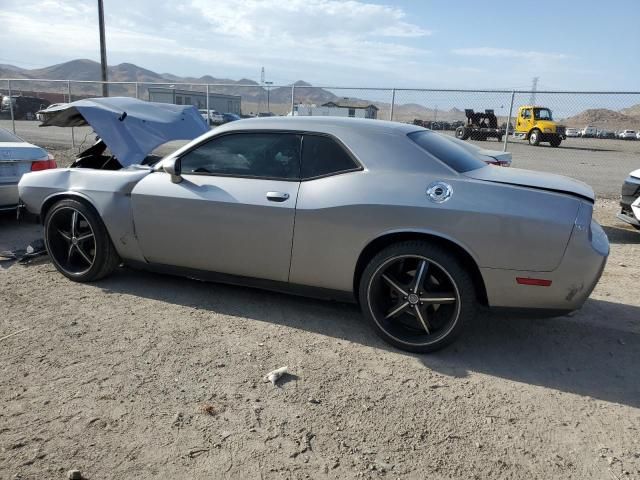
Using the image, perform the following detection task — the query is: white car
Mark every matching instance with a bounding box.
[636,131,640,140]
[0,128,56,209]
[565,128,581,137]
[619,129,637,140]
[36,103,67,122]
[198,109,224,125]
[581,126,597,138]
[618,168,640,230]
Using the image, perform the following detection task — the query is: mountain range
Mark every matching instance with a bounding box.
[0,59,338,106]
[1,59,639,126]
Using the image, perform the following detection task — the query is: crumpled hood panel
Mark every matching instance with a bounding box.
[40,97,209,166]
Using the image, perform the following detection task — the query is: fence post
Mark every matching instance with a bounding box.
[389,88,396,121]
[206,84,210,126]
[68,80,75,148]
[7,80,15,133]
[290,85,295,116]
[503,90,515,152]
[135,82,139,99]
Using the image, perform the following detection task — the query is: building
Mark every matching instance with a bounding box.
[147,87,242,114]
[293,100,378,119]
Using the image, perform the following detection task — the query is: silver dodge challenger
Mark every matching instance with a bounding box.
[18,98,609,352]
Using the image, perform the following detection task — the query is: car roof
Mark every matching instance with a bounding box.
[214,116,422,137]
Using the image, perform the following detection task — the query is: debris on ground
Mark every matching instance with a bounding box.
[0,328,30,343]
[200,403,224,416]
[67,469,82,480]
[0,239,47,265]
[263,366,288,386]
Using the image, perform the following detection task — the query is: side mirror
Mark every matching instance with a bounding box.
[163,157,182,184]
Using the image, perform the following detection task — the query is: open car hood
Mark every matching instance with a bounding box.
[464,166,595,201]
[40,97,208,166]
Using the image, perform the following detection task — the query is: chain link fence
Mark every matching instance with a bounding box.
[2,79,639,196]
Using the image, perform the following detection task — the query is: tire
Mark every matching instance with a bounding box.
[528,129,541,146]
[44,198,120,282]
[550,136,562,147]
[455,126,469,140]
[358,241,477,353]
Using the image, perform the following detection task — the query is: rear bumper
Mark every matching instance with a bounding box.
[483,210,608,311]
[0,183,19,210]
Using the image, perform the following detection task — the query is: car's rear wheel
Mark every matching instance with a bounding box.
[44,199,120,282]
[528,129,541,146]
[359,241,476,352]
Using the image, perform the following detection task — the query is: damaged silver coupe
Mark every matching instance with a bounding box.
[18,99,609,352]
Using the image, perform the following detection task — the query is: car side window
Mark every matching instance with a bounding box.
[179,133,301,180]
[301,134,359,179]
[522,109,530,119]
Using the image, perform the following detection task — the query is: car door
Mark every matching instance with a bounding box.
[130,131,302,283]
[517,107,532,133]
[288,133,364,291]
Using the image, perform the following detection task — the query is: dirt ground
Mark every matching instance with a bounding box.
[0,199,639,480]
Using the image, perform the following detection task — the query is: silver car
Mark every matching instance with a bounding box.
[0,127,56,210]
[18,112,609,352]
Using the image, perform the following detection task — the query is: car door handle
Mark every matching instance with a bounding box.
[266,191,290,202]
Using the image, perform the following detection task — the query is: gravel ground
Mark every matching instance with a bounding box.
[0,199,639,479]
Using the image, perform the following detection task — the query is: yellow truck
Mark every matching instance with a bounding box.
[514,105,565,147]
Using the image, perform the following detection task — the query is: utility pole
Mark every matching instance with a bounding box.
[98,0,109,97]
[265,81,273,114]
[529,76,539,105]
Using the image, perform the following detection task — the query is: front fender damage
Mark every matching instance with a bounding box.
[19,167,153,262]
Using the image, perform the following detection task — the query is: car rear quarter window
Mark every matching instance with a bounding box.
[408,130,487,173]
[301,134,359,179]
[179,133,301,180]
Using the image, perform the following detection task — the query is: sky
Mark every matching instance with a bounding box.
[0,0,638,90]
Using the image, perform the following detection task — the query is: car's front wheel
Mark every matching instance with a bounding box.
[44,199,120,282]
[359,241,477,352]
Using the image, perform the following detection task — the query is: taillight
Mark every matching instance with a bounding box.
[31,153,57,171]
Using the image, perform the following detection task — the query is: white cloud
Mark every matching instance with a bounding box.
[0,0,432,85]
[451,47,567,60]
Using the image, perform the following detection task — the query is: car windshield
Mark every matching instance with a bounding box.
[533,108,553,120]
[0,128,23,142]
[408,130,488,173]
